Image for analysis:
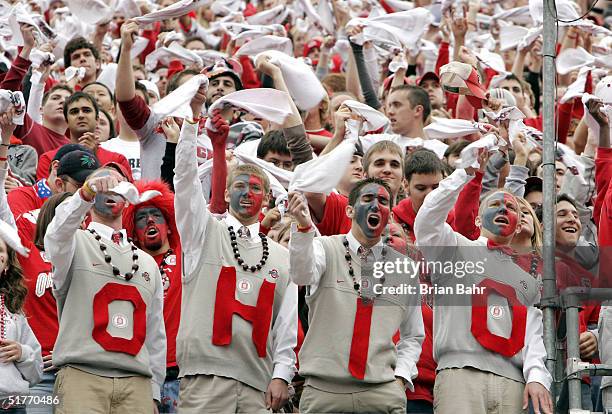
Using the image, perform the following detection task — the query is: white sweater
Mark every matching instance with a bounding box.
[0,301,42,399]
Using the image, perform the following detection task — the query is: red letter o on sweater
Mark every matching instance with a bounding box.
[92,283,147,356]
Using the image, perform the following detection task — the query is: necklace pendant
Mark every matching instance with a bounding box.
[353,282,360,291]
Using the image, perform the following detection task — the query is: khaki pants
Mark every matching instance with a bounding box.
[177,374,269,414]
[53,366,152,414]
[299,381,406,413]
[603,386,612,411]
[434,368,525,414]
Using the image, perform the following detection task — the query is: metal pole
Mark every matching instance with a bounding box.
[565,305,583,409]
[541,0,560,404]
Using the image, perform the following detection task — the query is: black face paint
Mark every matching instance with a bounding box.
[93,192,126,218]
[229,174,264,217]
[353,183,390,239]
[481,192,519,237]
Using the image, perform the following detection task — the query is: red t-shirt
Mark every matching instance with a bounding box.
[7,179,51,220]
[14,114,70,157]
[155,247,182,368]
[19,234,57,357]
[36,146,133,181]
[315,193,352,236]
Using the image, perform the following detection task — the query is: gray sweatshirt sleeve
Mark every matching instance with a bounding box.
[504,165,529,197]
[283,124,314,166]
[480,152,507,200]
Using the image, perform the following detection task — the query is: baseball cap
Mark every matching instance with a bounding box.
[303,38,322,58]
[439,62,487,107]
[417,71,440,86]
[52,143,93,162]
[57,150,100,184]
[525,176,543,195]
[204,59,243,90]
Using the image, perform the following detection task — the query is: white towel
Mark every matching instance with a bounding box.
[491,6,532,24]
[360,133,449,159]
[342,100,389,132]
[144,42,204,71]
[206,88,293,129]
[289,137,357,194]
[110,181,162,205]
[235,35,293,57]
[233,138,294,188]
[64,0,115,25]
[29,49,54,70]
[133,0,210,25]
[151,74,209,119]
[456,133,504,169]
[529,0,580,24]
[96,63,118,93]
[423,117,488,139]
[64,66,86,82]
[560,66,590,103]
[257,50,327,110]
[0,90,25,126]
[557,47,612,75]
[246,4,288,25]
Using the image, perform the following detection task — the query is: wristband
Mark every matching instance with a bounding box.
[81,182,96,201]
[297,223,312,233]
[0,143,10,147]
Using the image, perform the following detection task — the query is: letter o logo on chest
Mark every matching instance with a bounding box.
[92,283,147,356]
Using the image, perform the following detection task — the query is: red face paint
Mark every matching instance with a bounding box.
[354,183,391,238]
[229,174,265,218]
[134,206,168,252]
[481,192,519,237]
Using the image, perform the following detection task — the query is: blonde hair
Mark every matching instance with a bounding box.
[517,197,542,255]
[227,164,270,194]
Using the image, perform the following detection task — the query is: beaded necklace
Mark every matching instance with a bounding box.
[342,236,388,301]
[228,226,269,272]
[159,248,174,288]
[0,294,5,340]
[88,229,139,281]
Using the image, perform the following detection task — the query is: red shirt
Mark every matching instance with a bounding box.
[155,247,182,368]
[19,234,57,357]
[36,146,133,181]
[316,193,352,236]
[7,179,51,220]
[14,114,69,156]
[407,303,435,403]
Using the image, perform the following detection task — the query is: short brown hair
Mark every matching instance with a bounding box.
[322,73,347,93]
[227,164,270,194]
[362,141,404,174]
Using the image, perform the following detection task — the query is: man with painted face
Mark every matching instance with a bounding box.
[414,165,553,414]
[123,180,182,413]
[44,168,166,413]
[287,178,424,413]
[173,99,298,412]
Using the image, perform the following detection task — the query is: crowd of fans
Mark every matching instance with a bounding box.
[0,0,610,412]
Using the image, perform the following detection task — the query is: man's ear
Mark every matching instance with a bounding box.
[345,205,354,220]
[475,216,482,229]
[224,188,230,204]
[402,178,409,195]
[54,177,64,192]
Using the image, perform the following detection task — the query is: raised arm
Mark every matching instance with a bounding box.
[115,21,138,103]
[415,168,474,249]
[208,111,230,214]
[45,173,121,294]
[173,101,213,278]
[287,192,326,288]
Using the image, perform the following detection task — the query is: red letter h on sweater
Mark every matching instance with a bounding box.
[212,266,275,357]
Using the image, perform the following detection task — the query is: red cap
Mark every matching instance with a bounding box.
[303,38,322,58]
[167,60,185,81]
[417,71,440,86]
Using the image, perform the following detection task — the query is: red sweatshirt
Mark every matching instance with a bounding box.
[596,147,612,289]
[155,247,182,368]
[36,146,133,181]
